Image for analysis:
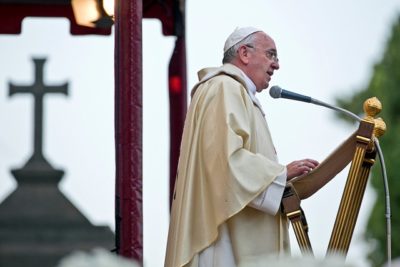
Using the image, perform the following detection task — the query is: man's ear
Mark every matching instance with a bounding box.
[237,45,250,65]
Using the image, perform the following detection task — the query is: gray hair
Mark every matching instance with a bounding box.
[222,33,257,64]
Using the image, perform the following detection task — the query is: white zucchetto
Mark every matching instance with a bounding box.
[223,26,262,53]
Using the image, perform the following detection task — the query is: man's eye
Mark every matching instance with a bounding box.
[266,51,279,62]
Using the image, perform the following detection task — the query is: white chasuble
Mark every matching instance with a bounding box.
[164,64,290,267]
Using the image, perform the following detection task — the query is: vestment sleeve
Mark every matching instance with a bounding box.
[249,169,287,214]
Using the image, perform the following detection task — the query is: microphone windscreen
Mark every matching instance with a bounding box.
[269,86,282,99]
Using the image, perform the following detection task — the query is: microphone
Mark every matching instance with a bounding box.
[269,85,361,122]
[269,85,312,103]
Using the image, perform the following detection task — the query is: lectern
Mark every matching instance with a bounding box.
[281,97,386,256]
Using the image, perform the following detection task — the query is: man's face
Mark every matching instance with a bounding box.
[245,33,280,92]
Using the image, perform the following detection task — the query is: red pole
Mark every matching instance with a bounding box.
[114,0,143,263]
[168,36,187,206]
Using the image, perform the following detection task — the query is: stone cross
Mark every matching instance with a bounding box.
[1,60,114,267]
[9,58,68,172]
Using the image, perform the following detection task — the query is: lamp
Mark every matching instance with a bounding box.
[72,0,114,28]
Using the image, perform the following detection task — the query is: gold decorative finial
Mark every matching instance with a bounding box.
[363,97,382,121]
[373,117,386,138]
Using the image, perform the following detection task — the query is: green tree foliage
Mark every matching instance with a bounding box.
[335,15,400,267]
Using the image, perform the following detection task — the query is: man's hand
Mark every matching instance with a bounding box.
[286,159,319,181]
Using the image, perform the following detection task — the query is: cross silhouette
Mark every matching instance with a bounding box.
[9,58,68,171]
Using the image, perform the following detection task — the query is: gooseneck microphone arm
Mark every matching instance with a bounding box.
[269,85,362,121]
[311,98,362,122]
[269,85,391,266]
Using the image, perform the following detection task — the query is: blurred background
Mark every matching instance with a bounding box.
[0,0,399,266]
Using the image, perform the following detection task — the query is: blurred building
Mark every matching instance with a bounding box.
[0,1,114,266]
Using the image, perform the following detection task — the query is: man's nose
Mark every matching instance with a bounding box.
[272,61,280,70]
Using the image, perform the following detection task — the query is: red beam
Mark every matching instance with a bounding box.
[0,4,111,35]
[143,0,175,36]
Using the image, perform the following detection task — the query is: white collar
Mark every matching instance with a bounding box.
[238,69,265,116]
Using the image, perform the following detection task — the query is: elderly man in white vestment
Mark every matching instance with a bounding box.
[164,27,319,267]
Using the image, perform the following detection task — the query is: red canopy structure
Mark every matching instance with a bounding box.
[0,0,111,35]
[0,0,187,264]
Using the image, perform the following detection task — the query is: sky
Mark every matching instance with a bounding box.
[0,1,399,267]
